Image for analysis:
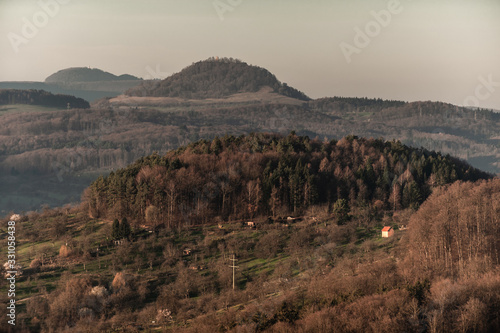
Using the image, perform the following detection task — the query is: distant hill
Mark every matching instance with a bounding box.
[0,68,144,103]
[0,89,90,109]
[45,67,141,83]
[126,57,310,101]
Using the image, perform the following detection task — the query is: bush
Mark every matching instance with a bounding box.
[111,272,133,292]
[29,259,42,270]
[59,244,72,258]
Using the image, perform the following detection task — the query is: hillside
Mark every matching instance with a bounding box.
[0,89,90,109]
[0,134,498,332]
[85,133,491,226]
[0,81,128,103]
[1,98,499,214]
[126,57,311,101]
[45,67,141,83]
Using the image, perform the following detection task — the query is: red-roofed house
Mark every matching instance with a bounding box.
[382,226,394,238]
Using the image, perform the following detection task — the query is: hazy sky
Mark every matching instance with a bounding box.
[1,0,499,109]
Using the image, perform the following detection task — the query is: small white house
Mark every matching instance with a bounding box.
[381,226,394,238]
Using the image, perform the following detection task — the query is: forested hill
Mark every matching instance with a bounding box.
[85,133,491,227]
[0,89,90,109]
[125,57,311,100]
[45,67,141,83]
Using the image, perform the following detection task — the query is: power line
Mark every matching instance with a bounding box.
[229,253,238,290]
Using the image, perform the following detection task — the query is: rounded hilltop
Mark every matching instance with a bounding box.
[126,57,311,101]
[45,67,141,83]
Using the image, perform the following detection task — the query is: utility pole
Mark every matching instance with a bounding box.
[229,253,238,290]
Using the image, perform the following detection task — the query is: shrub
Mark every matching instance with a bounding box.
[59,244,72,258]
[29,259,42,270]
[112,272,133,292]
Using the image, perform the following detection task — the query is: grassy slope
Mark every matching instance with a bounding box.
[0,207,404,331]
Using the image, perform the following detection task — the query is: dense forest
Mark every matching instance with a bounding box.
[405,180,500,280]
[126,58,311,101]
[85,133,491,228]
[0,134,498,332]
[0,89,90,109]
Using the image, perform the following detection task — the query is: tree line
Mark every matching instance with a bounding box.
[0,89,90,109]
